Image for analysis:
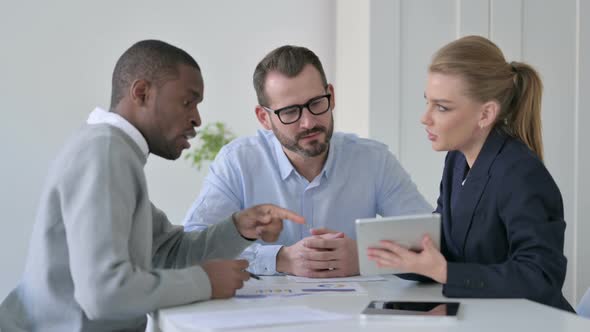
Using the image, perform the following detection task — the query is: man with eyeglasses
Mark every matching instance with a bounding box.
[184,45,432,278]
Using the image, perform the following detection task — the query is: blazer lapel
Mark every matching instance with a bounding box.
[451,171,490,257]
[451,129,509,257]
[443,155,467,258]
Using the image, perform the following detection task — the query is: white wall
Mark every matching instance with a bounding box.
[335,0,370,137]
[0,0,335,300]
[575,0,590,308]
[337,0,589,305]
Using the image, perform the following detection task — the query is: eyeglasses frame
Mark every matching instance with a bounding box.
[261,93,332,125]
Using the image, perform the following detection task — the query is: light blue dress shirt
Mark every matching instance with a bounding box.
[184,130,432,274]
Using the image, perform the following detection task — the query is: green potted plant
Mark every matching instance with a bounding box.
[185,122,235,170]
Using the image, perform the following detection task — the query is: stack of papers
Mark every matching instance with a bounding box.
[166,305,352,330]
[286,275,385,283]
[235,281,366,298]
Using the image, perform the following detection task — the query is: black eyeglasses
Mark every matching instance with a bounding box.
[262,94,332,125]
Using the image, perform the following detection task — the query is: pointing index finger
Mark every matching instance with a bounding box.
[266,205,305,225]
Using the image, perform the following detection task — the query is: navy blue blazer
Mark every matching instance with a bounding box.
[437,129,573,312]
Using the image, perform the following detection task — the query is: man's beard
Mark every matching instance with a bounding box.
[271,116,334,158]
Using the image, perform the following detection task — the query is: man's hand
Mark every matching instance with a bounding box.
[201,259,250,299]
[276,228,360,278]
[232,204,305,242]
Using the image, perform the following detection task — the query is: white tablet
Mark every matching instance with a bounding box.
[355,213,441,276]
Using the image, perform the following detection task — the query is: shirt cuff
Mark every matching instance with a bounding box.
[251,245,283,275]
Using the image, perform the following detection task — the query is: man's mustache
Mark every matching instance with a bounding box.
[296,127,326,140]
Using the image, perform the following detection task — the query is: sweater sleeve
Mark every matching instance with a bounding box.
[59,133,249,321]
[151,204,253,269]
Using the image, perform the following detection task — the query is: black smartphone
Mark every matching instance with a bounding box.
[361,301,460,319]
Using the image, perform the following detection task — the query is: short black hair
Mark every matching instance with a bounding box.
[253,45,327,106]
[110,39,200,108]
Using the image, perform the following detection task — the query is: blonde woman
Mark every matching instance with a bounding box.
[367,35,574,312]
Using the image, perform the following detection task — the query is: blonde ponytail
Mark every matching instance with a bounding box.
[505,61,544,161]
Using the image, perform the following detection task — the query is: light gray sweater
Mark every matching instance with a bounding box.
[0,124,251,331]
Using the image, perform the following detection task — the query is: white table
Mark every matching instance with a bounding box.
[155,276,590,331]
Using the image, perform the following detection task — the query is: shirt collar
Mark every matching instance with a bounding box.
[322,137,336,178]
[272,134,295,180]
[86,107,149,159]
[270,131,334,181]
